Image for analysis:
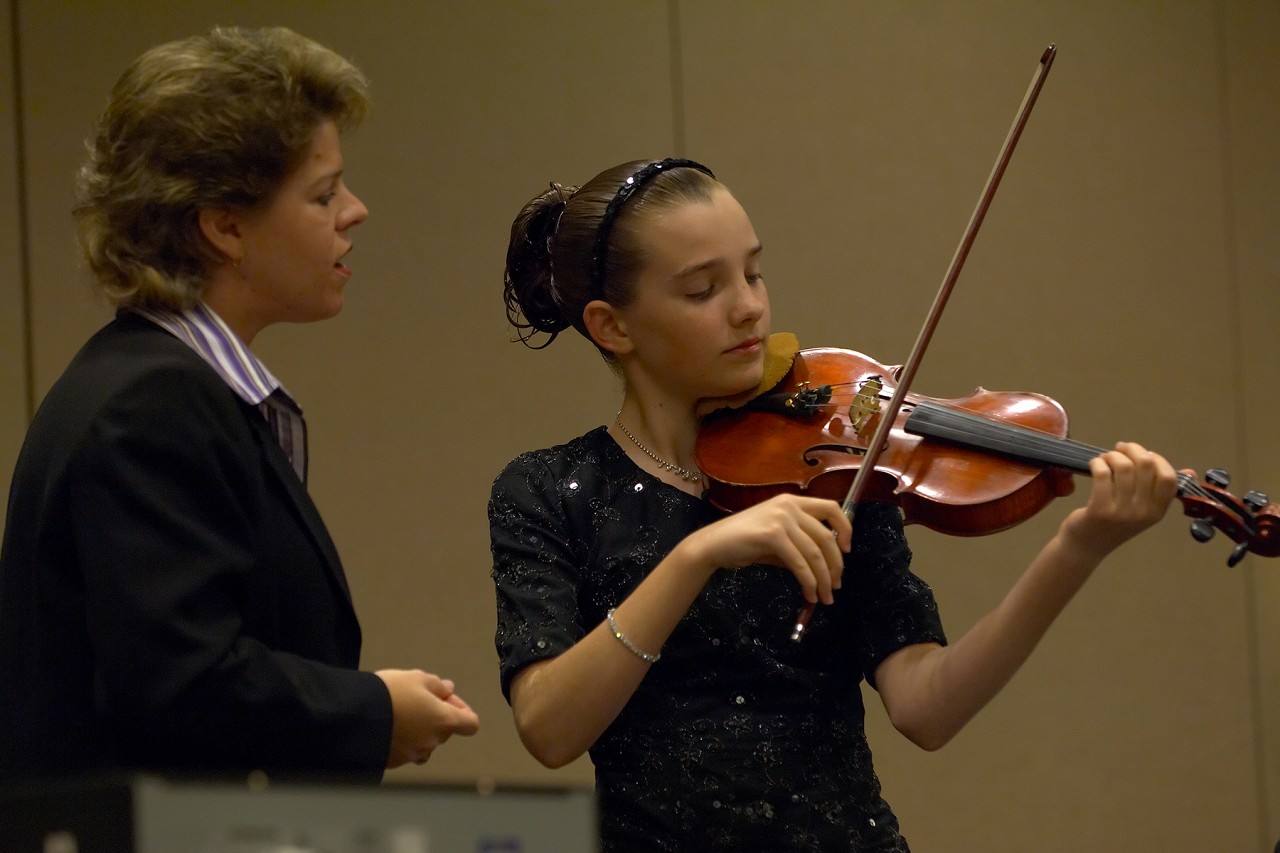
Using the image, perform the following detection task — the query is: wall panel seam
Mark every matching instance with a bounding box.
[667,0,686,157]
[7,0,33,421]
[1211,1,1269,849]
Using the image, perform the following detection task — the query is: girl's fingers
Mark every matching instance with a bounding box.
[705,494,849,604]
[795,512,844,595]
[772,534,819,603]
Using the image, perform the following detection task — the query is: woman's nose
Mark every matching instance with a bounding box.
[341,187,369,230]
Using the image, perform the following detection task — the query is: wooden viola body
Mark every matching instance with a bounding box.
[697,346,1280,565]
[697,347,1077,536]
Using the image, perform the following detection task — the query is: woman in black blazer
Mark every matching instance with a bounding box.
[0,26,478,784]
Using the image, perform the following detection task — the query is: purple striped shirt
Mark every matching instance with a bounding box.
[132,303,308,483]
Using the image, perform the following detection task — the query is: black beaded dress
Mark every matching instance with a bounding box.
[490,427,947,852]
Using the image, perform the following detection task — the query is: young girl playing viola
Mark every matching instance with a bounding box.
[491,158,1176,851]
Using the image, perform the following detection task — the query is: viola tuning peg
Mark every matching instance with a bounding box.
[1227,541,1250,567]
[1205,468,1230,488]
[1189,519,1216,543]
[1243,490,1269,512]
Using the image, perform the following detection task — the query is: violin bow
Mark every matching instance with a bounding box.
[792,45,1058,642]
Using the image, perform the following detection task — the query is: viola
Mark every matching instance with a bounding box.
[701,45,1275,642]
[696,346,1280,565]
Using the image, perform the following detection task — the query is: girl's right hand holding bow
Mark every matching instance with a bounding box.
[675,493,853,606]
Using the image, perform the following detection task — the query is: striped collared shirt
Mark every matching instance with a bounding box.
[131,302,308,483]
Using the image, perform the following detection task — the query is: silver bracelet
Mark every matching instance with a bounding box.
[605,608,661,663]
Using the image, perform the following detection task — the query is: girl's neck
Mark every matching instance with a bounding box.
[611,394,703,492]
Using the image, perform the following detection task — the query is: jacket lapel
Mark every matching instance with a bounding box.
[241,402,355,605]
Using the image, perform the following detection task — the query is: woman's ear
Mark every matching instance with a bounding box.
[197,208,244,264]
[582,299,633,356]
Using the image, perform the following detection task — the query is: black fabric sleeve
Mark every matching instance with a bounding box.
[842,502,948,689]
[489,452,587,702]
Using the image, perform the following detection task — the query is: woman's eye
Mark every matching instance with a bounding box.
[688,285,715,301]
[318,191,337,206]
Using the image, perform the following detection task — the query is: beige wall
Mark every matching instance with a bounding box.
[4,2,1277,850]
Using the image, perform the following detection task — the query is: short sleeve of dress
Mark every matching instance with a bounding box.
[489,451,585,701]
[843,501,948,689]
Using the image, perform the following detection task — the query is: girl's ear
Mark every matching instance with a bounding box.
[582,299,634,356]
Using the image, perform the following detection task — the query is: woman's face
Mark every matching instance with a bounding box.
[234,119,368,333]
[613,187,771,404]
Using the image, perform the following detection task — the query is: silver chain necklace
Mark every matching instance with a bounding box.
[615,413,702,482]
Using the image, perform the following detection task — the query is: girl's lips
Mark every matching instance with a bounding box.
[726,338,761,354]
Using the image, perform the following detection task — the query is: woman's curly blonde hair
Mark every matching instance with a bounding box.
[73,26,369,310]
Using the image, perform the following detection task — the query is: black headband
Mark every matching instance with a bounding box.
[588,158,716,297]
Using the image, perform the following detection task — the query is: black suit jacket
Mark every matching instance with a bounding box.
[0,314,392,783]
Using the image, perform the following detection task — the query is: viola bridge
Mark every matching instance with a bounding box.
[848,376,884,433]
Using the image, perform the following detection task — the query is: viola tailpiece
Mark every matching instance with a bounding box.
[748,383,833,418]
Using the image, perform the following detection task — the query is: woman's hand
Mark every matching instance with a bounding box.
[1060,441,1179,560]
[376,669,481,768]
[678,493,852,604]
